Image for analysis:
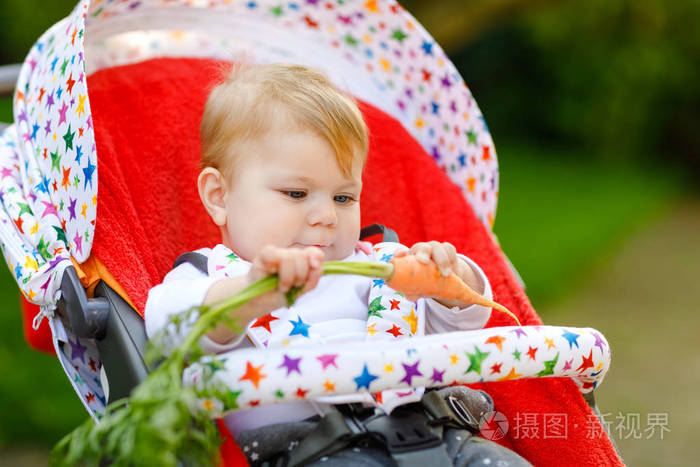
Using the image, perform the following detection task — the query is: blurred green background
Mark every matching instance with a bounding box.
[0,0,697,465]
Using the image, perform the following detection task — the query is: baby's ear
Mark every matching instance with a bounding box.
[198,167,228,226]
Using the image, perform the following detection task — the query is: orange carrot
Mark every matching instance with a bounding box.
[387,255,521,326]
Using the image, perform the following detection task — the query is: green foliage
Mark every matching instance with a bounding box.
[0,97,11,123]
[521,0,699,163]
[51,347,222,467]
[50,300,246,465]
[445,0,700,178]
[493,142,681,308]
[0,0,77,64]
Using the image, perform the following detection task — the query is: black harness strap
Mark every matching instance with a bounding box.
[283,401,457,467]
[360,223,399,243]
[173,251,208,274]
[281,387,490,467]
[281,411,359,466]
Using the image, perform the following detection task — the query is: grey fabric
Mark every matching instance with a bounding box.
[435,387,493,414]
[443,430,533,467]
[296,431,534,467]
[305,445,395,467]
[236,419,317,465]
[287,411,362,467]
[390,443,452,467]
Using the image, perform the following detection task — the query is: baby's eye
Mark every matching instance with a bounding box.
[334,194,355,204]
[284,190,307,199]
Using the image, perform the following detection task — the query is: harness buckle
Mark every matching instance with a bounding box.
[446,394,481,433]
[362,407,443,454]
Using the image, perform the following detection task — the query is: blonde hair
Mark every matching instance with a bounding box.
[200,63,368,179]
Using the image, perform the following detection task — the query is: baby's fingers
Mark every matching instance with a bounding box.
[277,252,300,292]
[431,242,458,277]
[249,246,281,281]
[392,247,410,258]
[301,264,322,295]
[293,254,310,288]
[409,243,432,264]
[299,248,324,295]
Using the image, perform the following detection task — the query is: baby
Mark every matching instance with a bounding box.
[145,64,530,466]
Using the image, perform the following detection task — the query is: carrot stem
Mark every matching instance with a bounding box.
[322,261,394,278]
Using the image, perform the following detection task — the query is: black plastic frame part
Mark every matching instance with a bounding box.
[56,266,148,404]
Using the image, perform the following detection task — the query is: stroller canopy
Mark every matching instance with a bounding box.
[0,0,499,309]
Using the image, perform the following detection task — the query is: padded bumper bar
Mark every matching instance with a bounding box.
[185,325,610,414]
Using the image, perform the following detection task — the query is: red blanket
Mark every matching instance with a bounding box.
[82,57,621,466]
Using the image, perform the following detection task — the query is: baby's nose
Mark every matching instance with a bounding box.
[307,200,337,227]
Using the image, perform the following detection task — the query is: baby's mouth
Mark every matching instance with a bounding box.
[292,243,330,249]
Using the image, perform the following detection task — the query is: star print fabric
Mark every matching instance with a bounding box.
[0,0,105,420]
[0,0,95,307]
[186,324,611,413]
[56,334,106,417]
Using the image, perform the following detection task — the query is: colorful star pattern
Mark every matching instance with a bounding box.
[1,0,95,308]
[278,354,302,376]
[485,334,505,352]
[56,332,105,418]
[399,361,423,385]
[317,354,338,370]
[537,353,559,377]
[431,368,445,383]
[402,308,418,334]
[562,330,581,349]
[251,314,279,333]
[69,337,87,363]
[526,346,538,360]
[368,296,386,317]
[288,316,311,338]
[354,364,379,390]
[465,346,490,375]
[239,361,266,389]
[190,325,610,410]
[208,242,423,351]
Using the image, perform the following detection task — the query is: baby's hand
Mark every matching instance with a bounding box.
[248,245,325,295]
[395,241,481,304]
[205,246,323,345]
[396,241,463,278]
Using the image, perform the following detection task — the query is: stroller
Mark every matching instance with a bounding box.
[0,0,622,465]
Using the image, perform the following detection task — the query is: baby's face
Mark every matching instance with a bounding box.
[220,129,363,261]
